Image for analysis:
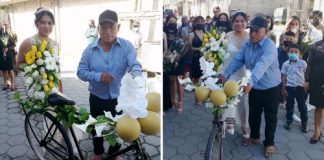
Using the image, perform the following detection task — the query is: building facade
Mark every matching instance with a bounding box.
[0,0,162,72]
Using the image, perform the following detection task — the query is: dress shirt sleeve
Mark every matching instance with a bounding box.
[222,44,245,79]
[126,43,142,76]
[77,48,102,82]
[248,41,278,87]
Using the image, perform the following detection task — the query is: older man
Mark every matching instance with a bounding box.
[219,16,281,158]
[77,9,142,160]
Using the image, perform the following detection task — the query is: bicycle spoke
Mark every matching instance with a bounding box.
[46,141,69,157]
[44,145,68,160]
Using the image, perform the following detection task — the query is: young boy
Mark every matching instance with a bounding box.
[281,44,308,133]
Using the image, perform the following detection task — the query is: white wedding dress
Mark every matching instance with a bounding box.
[222,32,250,138]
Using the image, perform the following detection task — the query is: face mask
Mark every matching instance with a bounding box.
[283,41,293,47]
[313,19,320,26]
[133,27,139,32]
[218,21,227,26]
[288,53,298,61]
[167,23,177,31]
[182,22,188,27]
[195,24,205,30]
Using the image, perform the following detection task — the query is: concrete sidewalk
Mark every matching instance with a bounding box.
[0,73,160,160]
[163,91,324,160]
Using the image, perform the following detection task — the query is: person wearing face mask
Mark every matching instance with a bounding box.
[279,16,305,47]
[163,15,186,113]
[178,16,190,41]
[277,31,296,108]
[215,13,232,34]
[208,7,221,31]
[281,44,308,133]
[189,16,205,105]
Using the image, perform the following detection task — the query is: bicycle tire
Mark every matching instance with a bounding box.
[25,111,75,160]
[205,125,223,160]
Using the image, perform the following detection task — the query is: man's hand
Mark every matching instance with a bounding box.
[243,83,252,94]
[217,75,226,84]
[101,72,115,84]
[304,82,309,92]
[282,87,287,97]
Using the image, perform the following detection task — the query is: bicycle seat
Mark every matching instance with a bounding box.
[48,93,75,106]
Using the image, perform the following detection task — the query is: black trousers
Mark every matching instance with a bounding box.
[249,85,280,146]
[89,93,121,155]
[285,86,308,124]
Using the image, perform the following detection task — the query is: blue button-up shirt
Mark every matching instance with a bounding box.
[222,37,281,90]
[281,59,307,87]
[77,38,142,100]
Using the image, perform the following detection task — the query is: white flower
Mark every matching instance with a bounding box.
[45,57,57,71]
[28,87,35,97]
[31,64,37,68]
[205,102,214,108]
[205,43,210,47]
[104,111,122,121]
[39,67,45,74]
[34,84,42,91]
[44,51,51,57]
[222,39,228,49]
[32,70,39,78]
[24,66,32,73]
[36,59,44,65]
[95,124,109,137]
[34,91,45,100]
[210,37,216,42]
[205,77,221,91]
[41,79,49,85]
[26,77,33,86]
[51,87,59,93]
[53,53,60,63]
[200,47,206,53]
[85,115,97,126]
[210,46,220,52]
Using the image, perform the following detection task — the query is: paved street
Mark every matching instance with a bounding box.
[163,91,324,160]
[0,72,160,160]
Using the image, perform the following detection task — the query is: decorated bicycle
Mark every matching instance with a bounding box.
[189,28,251,160]
[15,39,161,160]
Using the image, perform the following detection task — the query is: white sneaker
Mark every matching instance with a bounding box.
[307,104,315,111]
[293,114,301,123]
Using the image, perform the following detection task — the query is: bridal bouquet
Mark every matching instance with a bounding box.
[16,40,60,111]
[163,38,186,72]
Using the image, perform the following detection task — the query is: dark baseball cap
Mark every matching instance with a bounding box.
[250,16,268,31]
[99,9,118,24]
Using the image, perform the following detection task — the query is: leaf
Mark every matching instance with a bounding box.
[67,112,74,127]
[104,134,117,147]
[86,125,95,133]
[14,92,21,100]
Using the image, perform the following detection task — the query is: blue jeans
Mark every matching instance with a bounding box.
[285,86,308,124]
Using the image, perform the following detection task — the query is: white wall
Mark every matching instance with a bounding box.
[10,0,162,73]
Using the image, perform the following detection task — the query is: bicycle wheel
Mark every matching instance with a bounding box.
[205,125,223,160]
[25,111,75,160]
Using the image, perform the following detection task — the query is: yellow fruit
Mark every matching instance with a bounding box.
[210,90,227,106]
[48,81,55,88]
[224,81,239,97]
[146,92,161,113]
[43,85,49,92]
[42,73,47,79]
[36,51,42,59]
[195,86,211,102]
[208,53,213,58]
[116,115,141,141]
[216,65,222,72]
[138,111,160,135]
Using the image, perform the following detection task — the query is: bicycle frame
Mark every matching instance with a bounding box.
[23,106,149,160]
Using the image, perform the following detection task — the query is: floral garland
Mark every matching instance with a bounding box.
[197,28,251,114]
[15,42,160,146]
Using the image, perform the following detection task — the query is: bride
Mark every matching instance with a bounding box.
[222,11,250,146]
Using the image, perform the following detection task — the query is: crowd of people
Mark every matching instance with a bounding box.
[163,6,324,158]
